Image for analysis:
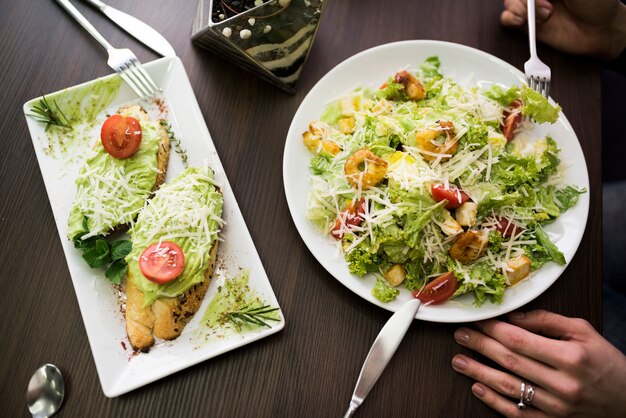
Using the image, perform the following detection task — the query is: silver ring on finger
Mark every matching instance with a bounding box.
[524,383,536,406]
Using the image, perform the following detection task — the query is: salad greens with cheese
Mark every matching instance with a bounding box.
[304,56,582,306]
[126,166,223,306]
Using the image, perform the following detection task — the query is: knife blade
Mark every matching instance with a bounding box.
[343,299,421,417]
[82,0,176,57]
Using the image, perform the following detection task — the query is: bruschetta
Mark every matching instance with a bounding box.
[123,166,224,351]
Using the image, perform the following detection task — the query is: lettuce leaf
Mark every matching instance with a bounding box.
[450,261,507,306]
[490,137,559,189]
[345,245,382,276]
[372,278,400,302]
[534,225,566,265]
[376,80,409,101]
[521,85,561,123]
[483,85,520,106]
[309,154,332,175]
[420,56,443,81]
[402,201,446,248]
[320,101,341,126]
[555,186,584,212]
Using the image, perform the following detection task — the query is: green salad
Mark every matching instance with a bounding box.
[303,56,583,306]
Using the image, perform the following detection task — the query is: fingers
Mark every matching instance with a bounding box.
[474,319,569,368]
[454,327,565,396]
[507,310,595,341]
[470,382,547,418]
[501,10,526,27]
[500,0,553,27]
[502,0,528,26]
[452,354,571,416]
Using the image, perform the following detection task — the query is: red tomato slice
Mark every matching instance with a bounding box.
[494,216,519,238]
[501,99,522,141]
[139,241,185,284]
[412,272,458,304]
[431,184,470,209]
[101,114,142,159]
[331,198,366,239]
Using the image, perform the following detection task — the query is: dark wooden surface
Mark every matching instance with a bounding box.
[0,0,602,417]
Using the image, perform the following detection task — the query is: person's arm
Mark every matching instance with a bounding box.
[501,0,626,59]
[451,310,626,417]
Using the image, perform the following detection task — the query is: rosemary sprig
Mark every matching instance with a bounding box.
[28,95,72,131]
[226,304,280,330]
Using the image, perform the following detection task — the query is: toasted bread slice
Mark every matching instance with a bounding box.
[67,105,170,240]
[123,167,224,352]
[126,242,218,351]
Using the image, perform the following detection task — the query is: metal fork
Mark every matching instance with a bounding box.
[524,0,551,97]
[55,0,159,100]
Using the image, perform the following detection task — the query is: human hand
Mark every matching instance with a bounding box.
[451,310,626,417]
[500,0,626,59]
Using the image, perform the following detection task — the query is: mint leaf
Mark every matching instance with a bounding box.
[105,259,128,285]
[82,238,111,268]
[111,240,132,261]
[82,248,110,268]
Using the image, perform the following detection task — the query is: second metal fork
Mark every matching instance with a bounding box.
[524,0,551,98]
[55,0,159,100]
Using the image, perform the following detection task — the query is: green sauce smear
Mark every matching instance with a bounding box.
[202,270,280,334]
[37,76,122,156]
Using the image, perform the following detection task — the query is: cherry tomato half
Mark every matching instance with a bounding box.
[412,271,458,304]
[431,184,470,209]
[139,241,185,284]
[501,99,522,141]
[494,216,519,238]
[331,198,366,239]
[101,114,142,159]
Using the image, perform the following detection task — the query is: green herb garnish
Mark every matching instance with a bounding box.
[226,304,280,330]
[29,95,72,131]
[73,222,132,284]
[160,119,188,167]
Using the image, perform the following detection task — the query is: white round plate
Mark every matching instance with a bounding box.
[283,40,589,322]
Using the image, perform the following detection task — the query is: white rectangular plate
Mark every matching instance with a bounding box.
[23,57,284,397]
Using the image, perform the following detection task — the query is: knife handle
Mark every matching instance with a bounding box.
[82,0,107,11]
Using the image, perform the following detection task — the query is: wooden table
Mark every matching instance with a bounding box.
[0,0,602,416]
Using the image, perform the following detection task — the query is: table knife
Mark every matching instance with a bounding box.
[81,0,176,57]
[343,299,421,417]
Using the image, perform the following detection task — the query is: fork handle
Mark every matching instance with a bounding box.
[55,0,113,51]
[527,0,538,58]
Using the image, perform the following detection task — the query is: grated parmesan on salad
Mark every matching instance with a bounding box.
[303,56,583,306]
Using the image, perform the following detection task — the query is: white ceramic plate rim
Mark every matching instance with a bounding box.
[283,40,590,323]
[24,57,284,397]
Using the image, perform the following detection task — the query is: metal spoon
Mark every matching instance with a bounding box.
[26,364,65,418]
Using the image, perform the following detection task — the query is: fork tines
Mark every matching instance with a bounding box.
[526,76,550,98]
[121,59,159,100]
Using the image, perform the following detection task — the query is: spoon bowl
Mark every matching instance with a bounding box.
[26,364,65,418]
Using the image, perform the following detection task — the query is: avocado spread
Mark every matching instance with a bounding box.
[126,166,224,307]
[67,108,162,240]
